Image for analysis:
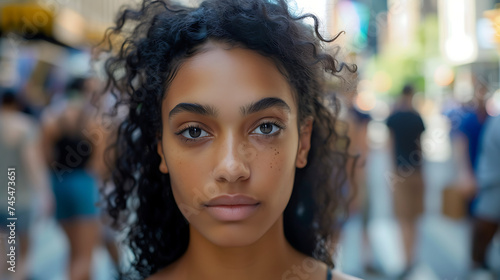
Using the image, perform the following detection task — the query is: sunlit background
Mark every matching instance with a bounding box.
[1,0,500,279]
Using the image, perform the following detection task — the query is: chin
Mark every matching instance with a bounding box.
[202,223,269,247]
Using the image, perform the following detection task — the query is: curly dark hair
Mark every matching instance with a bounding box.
[99,0,356,278]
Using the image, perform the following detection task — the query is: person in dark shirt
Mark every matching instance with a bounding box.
[386,84,425,277]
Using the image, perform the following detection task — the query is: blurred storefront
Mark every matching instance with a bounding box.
[326,0,500,125]
[327,0,500,98]
[0,0,133,113]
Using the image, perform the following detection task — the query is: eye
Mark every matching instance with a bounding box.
[180,126,209,139]
[252,122,282,135]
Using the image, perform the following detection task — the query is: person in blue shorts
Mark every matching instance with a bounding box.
[41,78,101,280]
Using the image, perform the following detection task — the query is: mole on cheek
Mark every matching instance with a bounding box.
[271,146,281,172]
[269,146,275,169]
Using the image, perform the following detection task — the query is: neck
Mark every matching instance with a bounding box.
[397,96,413,110]
[178,216,303,280]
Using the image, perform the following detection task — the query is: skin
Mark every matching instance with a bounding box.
[153,41,334,280]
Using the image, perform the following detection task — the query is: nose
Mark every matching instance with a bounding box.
[212,135,251,183]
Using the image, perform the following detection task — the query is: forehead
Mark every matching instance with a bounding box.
[162,42,296,115]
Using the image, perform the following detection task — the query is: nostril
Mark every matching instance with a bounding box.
[213,139,252,182]
[213,158,250,183]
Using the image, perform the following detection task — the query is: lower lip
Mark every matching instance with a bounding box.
[205,204,260,222]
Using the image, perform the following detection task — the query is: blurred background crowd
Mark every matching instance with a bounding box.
[0,0,500,279]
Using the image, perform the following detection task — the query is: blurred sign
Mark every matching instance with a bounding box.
[484,6,500,47]
[53,8,86,46]
[0,3,107,47]
[387,0,420,50]
[477,17,495,49]
[333,0,370,52]
[0,3,54,37]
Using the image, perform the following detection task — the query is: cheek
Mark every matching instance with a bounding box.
[253,143,297,197]
[163,141,217,211]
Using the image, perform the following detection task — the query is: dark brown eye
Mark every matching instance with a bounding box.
[259,123,273,134]
[179,126,208,139]
[188,127,202,138]
[251,122,283,136]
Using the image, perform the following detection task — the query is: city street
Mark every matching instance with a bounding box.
[24,132,500,280]
[338,146,500,280]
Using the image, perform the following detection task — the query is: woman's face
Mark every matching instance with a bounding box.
[157,42,312,247]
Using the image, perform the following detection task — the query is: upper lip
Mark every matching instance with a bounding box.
[205,194,260,206]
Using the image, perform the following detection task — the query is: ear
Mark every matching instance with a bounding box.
[296,117,313,168]
[157,136,169,174]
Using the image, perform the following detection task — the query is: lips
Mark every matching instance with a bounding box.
[204,194,260,222]
[205,194,259,206]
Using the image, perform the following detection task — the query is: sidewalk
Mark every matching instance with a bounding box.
[29,219,116,280]
[337,147,500,280]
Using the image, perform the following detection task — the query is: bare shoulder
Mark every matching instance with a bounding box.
[331,270,363,280]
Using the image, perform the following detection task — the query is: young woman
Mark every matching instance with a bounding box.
[41,78,102,280]
[99,0,358,279]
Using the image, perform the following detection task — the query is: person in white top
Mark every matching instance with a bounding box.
[0,91,53,280]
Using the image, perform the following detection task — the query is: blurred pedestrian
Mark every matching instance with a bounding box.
[447,78,490,207]
[0,90,53,280]
[469,115,500,280]
[344,96,373,273]
[41,77,101,280]
[386,84,425,278]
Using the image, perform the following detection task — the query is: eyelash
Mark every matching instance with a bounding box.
[174,125,207,143]
[174,121,285,143]
[252,121,285,138]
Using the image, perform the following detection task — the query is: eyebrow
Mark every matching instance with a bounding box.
[169,103,218,119]
[168,97,291,119]
[241,97,291,116]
